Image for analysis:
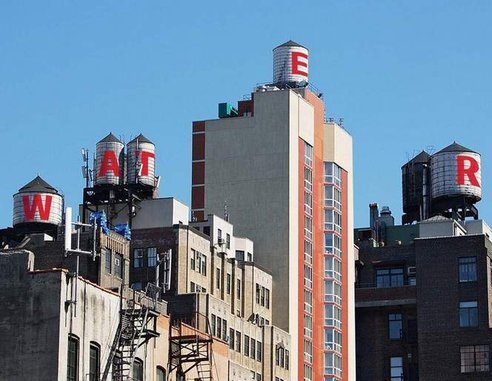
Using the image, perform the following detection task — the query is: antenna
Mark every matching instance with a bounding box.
[224,201,229,222]
[65,207,72,252]
[81,148,90,188]
[64,207,97,260]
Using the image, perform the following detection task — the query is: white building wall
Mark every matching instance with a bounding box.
[324,122,356,381]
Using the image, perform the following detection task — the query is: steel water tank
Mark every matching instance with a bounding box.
[127,134,156,186]
[273,40,309,86]
[94,133,124,186]
[430,142,481,202]
[13,176,63,226]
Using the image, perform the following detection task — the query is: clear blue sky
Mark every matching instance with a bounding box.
[1,1,491,228]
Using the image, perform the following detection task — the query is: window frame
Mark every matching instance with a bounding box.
[133,358,144,381]
[459,256,477,283]
[67,335,79,381]
[459,301,479,328]
[89,342,100,381]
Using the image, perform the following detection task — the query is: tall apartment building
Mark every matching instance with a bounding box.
[191,41,355,381]
[355,143,490,381]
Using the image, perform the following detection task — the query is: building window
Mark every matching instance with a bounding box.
[211,314,216,336]
[265,289,270,309]
[236,331,241,352]
[237,279,241,299]
[229,328,235,349]
[67,335,79,381]
[461,345,489,373]
[257,341,262,361]
[376,268,404,288]
[156,367,166,381]
[114,253,123,278]
[390,357,403,380]
[251,338,256,359]
[133,358,143,381]
[226,233,231,249]
[256,283,260,304]
[190,249,196,270]
[324,353,341,377]
[133,248,145,268]
[244,335,250,356]
[325,328,342,353]
[222,319,227,341]
[104,248,112,273]
[216,316,222,339]
[324,304,342,329]
[389,313,403,339]
[489,258,492,287]
[236,250,245,260]
[305,143,313,167]
[193,252,207,276]
[216,268,221,289]
[227,274,231,294]
[460,301,478,327]
[147,247,157,267]
[89,343,100,381]
[459,257,477,282]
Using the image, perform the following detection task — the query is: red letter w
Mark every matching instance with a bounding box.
[22,194,52,221]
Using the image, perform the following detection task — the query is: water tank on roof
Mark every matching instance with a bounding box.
[273,40,309,87]
[13,176,63,226]
[430,142,481,202]
[402,151,431,224]
[127,134,156,186]
[94,133,124,186]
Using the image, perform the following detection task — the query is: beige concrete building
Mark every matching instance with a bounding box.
[191,41,355,380]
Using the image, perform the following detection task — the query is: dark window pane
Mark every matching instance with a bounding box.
[67,336,79,381]
[389,314,402,339]
[459,257,477,282]
[89,344,99,381]
[133,359,143,381]
[157,367,166,381]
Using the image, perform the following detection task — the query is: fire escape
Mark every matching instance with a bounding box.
[168,312,214,380]
[101,293,159,381]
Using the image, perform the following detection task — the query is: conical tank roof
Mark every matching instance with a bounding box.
[402,150,430,168]
[129,133,153,144]
[274,40,307,50]
[436,142,476,154]
[18,176,58,194]
[98,132,123,144]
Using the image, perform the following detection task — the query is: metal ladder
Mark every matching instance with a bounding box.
[101,302,159,381]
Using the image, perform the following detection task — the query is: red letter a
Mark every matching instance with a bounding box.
[99,150,120,178]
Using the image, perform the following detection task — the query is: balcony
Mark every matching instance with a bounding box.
[355,282,417,308]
